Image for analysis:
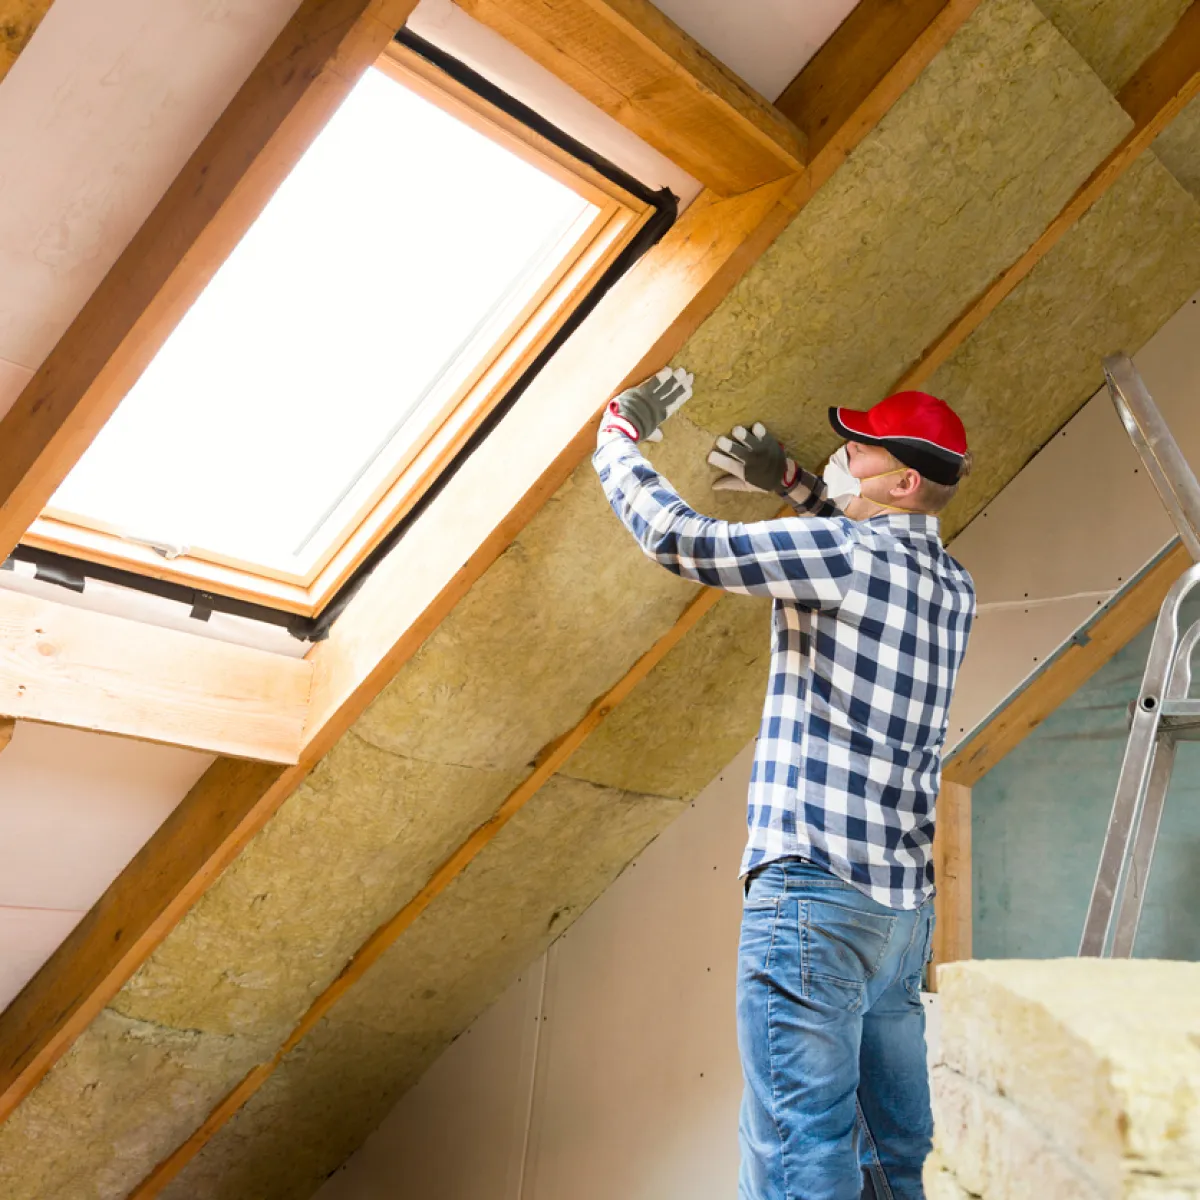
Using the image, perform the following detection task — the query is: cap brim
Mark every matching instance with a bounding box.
[829,406,882,444]
[827,406,964,486]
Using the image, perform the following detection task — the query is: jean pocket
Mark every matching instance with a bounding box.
[800,898,897,1007]
[905,905,937,1001]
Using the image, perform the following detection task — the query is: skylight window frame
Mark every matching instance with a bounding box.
[22,40,653,619]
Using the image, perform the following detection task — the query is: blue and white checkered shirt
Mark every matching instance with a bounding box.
[594,434,975,910]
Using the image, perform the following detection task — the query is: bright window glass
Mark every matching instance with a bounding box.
[50,67,597,575]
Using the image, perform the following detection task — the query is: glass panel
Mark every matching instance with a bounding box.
[50,67,597,575]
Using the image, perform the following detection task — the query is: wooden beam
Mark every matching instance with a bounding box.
[454,0,805,196]
[0,1,53,84]
[0,719,13,756]
[0,0,983,1163]
[131,583,722,1195]
[0,759,287,1128]
[930,781,972,990]
[893,0,1200,391]
[110,8,990,1188]
[0,0,421,562]
[777,0,952,161]
[945,542,1190,788]
[0,588,310,762]
[0,0,420,1124]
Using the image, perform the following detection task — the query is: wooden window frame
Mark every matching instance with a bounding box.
[21,41,652,618]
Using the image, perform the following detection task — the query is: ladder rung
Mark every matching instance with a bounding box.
[1158,699,1200,740]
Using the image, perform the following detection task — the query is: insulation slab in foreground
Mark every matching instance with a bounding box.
[929,959,1200,1198]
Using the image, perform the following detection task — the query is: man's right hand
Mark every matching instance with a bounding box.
[709,423,841,517]
[708,423,799,495]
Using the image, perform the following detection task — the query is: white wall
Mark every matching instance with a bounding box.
[0,722,211,1008]
[316,291,1200,1200]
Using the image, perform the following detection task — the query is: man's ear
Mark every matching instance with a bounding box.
[890,468,922,498]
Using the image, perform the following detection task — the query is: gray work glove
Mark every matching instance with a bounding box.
[708,423,798,493]
[599,367,694,444]
[708,422,841,517]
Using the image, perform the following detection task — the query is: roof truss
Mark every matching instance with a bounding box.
[7,0,1198,1186]
[0,0,988,1150]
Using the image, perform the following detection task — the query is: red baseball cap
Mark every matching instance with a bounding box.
[829,391,968,486]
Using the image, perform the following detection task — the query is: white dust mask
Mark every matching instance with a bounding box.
[821,445,860,508]
[821,444,911,514]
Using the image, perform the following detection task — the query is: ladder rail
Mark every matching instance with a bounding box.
[1108,617,1200,956]
[1079,563,1200,955]
[1103,354,1200,558]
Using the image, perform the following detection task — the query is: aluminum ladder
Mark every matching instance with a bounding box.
[1079,353,1200,957]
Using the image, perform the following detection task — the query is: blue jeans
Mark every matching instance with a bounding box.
[737,859,935,1200]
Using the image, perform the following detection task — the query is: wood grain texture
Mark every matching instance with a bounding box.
[931,781,972,990]
[778,0,985,193]
[114,5,998,1186]
[0,757,292,1126]
[777,0,950,156]
[894,0,1200,392]
[0,0,419,1129]
[130,584,723,1195]
[0,0,420,561]
[0,589,310,761]
[945,543,1191,787]
[455,0,804,195]
[0,1,53,82]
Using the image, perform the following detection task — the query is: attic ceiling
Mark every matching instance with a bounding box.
[4,0,1200,1196]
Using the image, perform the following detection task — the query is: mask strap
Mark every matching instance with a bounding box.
[858,467,931,517]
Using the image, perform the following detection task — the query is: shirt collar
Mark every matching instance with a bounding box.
[863,511,942,540]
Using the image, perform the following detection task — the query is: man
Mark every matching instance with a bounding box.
[593,369,975,1200]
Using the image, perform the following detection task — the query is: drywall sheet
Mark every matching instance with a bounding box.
[316,964,545,1200]
[0,1,51,80]
[1031,0,1191,91]
[680,0,1131,453]
[973,595,1200,961]
[928,152,1200,536]
[160,777,686,1199]
[0,0,303,369]
[1154,93,1200,203]
[944,281,1200,748]
[1,0,1191,1192]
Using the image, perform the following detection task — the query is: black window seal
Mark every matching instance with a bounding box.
[3,25,678,643]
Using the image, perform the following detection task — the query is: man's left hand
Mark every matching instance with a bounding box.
[599,367,694,444]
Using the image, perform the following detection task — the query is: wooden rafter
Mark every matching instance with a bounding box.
[100,4,990,1189]
[0,588,311,762]
[455,0,805,196]
[0,0,423,564]
[945,542,1190,787]
[0,718,13,757]
[893,0,1200,391]
[930,781,972,989]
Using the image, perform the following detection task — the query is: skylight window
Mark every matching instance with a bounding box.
[30,46,650,616]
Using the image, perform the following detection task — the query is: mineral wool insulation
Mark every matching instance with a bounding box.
[5,0,1200,1195]
[928,959,1200,1198]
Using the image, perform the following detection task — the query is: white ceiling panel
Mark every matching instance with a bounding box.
[653,0,862,101]
[0,722,211,911]
[0,904,86,1011]
[0,0,303,371]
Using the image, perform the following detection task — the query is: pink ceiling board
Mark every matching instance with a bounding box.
[0,722,212,912]
[0,905,87,1012]
[0,0,304,373]
[0,355,31,422]
[653,0,862,101]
